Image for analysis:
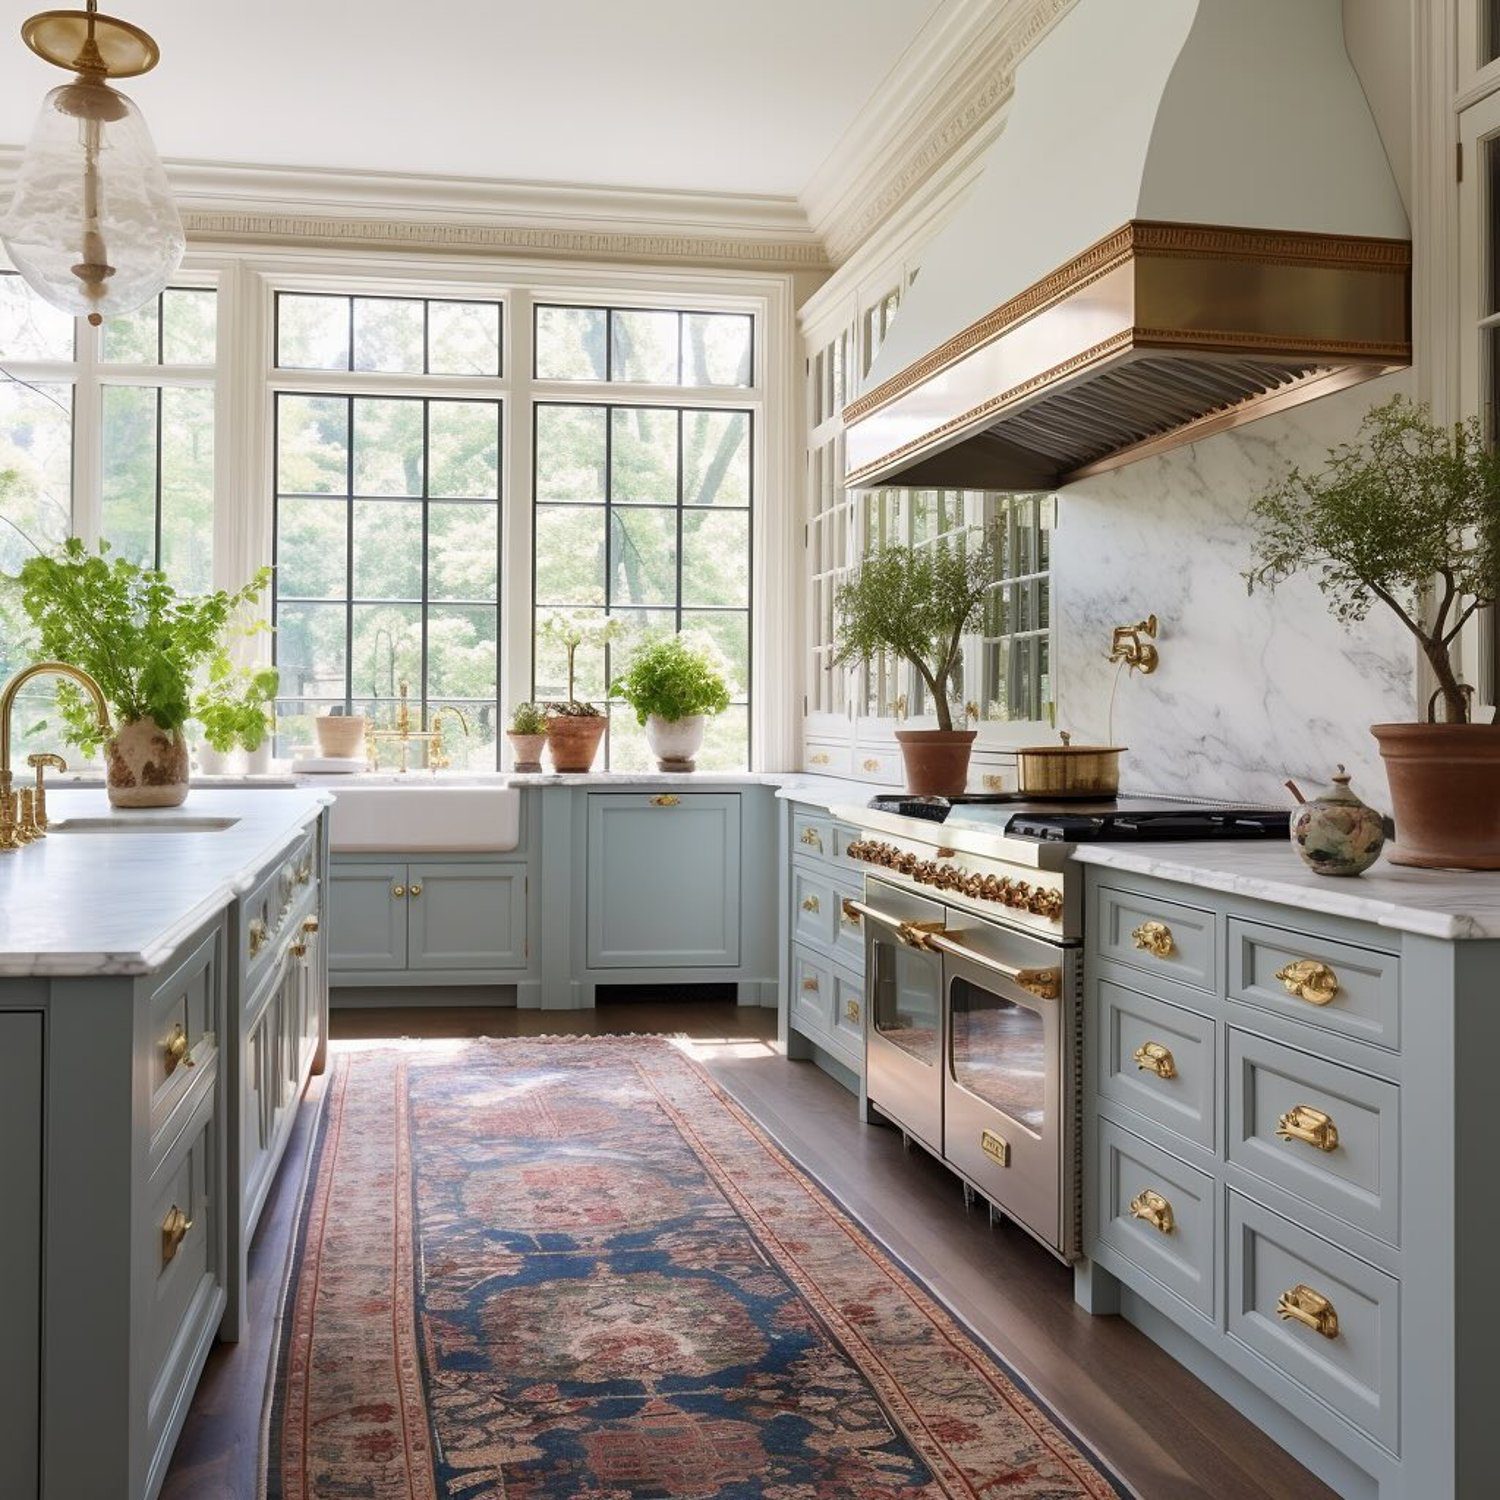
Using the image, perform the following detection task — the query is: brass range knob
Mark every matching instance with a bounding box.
[164,1022,194,1076]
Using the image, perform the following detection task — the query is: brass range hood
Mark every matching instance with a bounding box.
[844,0,1412,492]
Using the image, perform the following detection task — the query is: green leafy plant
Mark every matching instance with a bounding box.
[508,701,547,735]
[832,529,997,732]
[537,608,628,716]
[1245,396,1500,724]
[611,633,731,725]
[6,538,278,753]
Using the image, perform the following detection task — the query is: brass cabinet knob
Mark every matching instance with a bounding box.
[862,757,880,772]
[164,1022,194,1076]
[1128,1188,1175,1234]
[1277,1283,1339,1339]
[801,975,820,993]
[290,940,309,960]
[801,894,820,913]
[650,794,680,807]
[302,916,320,933]
[1276,1103,1339,1152]
[1133,1040,1177,1079]
[1131,920,1175,957]
[798,826,823,850]
[808,751,830,766]
[161,1204,193,1266]
[1275,958,1339,1006]
[408,882,423,898]
[392,884,406,899]
[248,917,269,956]
[845,998,860,1024]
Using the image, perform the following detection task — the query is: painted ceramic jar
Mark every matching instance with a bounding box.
[1288,764,1386,877]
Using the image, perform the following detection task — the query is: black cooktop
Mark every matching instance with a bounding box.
[866,793,1290,841]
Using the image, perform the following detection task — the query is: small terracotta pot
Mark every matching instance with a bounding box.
[545,712,607,773]
[506,731,547,773]
[645,713,706,771]
[107,716,190,808]
[1372,722,1500,869]
[895,729,977,796]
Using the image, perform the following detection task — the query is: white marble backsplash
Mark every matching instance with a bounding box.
[1053,373,1416,810]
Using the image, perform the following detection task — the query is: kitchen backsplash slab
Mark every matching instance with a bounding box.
[1053,373,1415,809]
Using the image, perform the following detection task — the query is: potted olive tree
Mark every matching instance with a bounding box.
[832,528,996,795]
[1247,396,1500,868]
[612,632,731,771]
[537,609,627,773]
[8,538,277,806]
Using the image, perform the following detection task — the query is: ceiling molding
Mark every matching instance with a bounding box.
[0,148,830,273]
[801,0,1077,265]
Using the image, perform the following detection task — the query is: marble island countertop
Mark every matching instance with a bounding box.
[0,788,331,977]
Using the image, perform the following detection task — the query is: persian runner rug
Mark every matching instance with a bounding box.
[264,1036,1126,1499]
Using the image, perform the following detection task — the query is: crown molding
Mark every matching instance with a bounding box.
[0,148,829,272]
[801,0,1077,266]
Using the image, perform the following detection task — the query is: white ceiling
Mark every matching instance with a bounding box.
[0,0,945,197]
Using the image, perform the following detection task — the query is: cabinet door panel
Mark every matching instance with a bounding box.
[587,794,741,967]
[408,863,527,970]
[328,861,409,970]
[0,1012,41,1500]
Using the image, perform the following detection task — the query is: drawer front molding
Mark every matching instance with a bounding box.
[1096,980,1217,1150]
[1096,884,1217,993]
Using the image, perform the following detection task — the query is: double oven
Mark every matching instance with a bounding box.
[850,849,1081,1261]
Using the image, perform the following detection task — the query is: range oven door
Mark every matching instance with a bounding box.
[931,915,1076,1256]
[857,878,946,1155]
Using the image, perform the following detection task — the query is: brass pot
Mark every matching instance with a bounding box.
[1016,731,1124,799]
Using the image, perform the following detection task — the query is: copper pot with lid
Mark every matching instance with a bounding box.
[1015,730,1125,799]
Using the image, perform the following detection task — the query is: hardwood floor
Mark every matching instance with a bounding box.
[163,1000,1333,1500]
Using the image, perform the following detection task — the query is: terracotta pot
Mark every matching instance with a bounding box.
[506,731,547,773]
[545,712,607,773]
[107,716,190,808]
[1372,722,1500,869]
[315,713,367,758]
[644,713,706,771]
[895,729,977,796]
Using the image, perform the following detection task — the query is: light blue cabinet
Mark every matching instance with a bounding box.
[328,860,408,971]
[0,1010,41,1500]
[409,862,527,970]
[586,793,741,968]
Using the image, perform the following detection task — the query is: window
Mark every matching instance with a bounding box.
[276,293,501,376]
[272,393,502,768]
[532,400,752,769]
[535,303,752,386]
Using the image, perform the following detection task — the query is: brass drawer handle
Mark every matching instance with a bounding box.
[164,1022,194,1076]
[798,826,823,851]
[862,757,880,772]
[409,882,423,898]
[801,894,820,914]
[981,774,1005,792]
[1129,1189,1175,1234]
[1276,1103,1339,1152]
[801,976,820,993]
[1277,1283,1339,1339]
[650,794,680,807]
[248,917,269,956]
[302,915,320,933]
[844,998,860,1024]
[1275,959,1340,1006]
[392,884,406,899]
[808,751,830,766]
[161,1205,193,1266]
[1131,920,1175,957]
[290,940,309,960]
[1133,1040,1177,1079]
[840,897,862,928]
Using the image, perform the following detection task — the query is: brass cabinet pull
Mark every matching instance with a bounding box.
[862,757,880,772]
[408,882,423,898]
[801,894,820,914]
[1131,920,1175,957]
[161,1205,193,1266]
[1276,1103,1339,1152]
[1277,1283,1339,1339]
[801,975,820,993]
[840,897,862,928]
[798,826,823,850]
[650,794,680,807]
[1129,1188,1175,1234]
[248,917,269,956]
[290,940,309,960]
[302,915,320,933]
[808,751,830,766]
[844,998,860,1024]
[164,1022,193,1076]
[1133,1040,1177,1079]
[1275,958,1340,1006]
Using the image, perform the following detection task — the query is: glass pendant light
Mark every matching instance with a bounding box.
[2,1,183,325]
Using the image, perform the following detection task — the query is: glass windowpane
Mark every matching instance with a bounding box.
[427,300,501,377]
[682,509,749,607]
[351,603,421,700]
[161,288,217,364]
[610,407,677,504]
[0,273,73,361]
[353,499,423,599]
[534,505,605,605]
[683,409,749,505]
[353,297,425,373]
[277,294,350,370]
[428,502,498,601]
[427,605,497,698]
[100,385,157,568]
[353,398,423,496]
[428,401,499,498]
[610,309,678,384]
[159,385,214,594]
[102,299,158,363]
[278,395,348,494]
[276,602,348,699]
[275,497,346,599]
[535,405,605,501]
[609,508,677,607]
[681,312,751,386]
[535,305,606,380]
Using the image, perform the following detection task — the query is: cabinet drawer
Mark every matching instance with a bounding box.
[791,808,832,861]
[792,864,835,950]
[1227,1191,1398,1452]
[1096,980,1216,1151]
[854,747,901,783]
[832,883,865,969]
[1093,1116,1216,1322]
[147,926,220,1149]
[833,967,865,1052]
[802,740,851,776]
[1228,1030,1400,1246]
[1096,884,1216,993]
[791,945,834,1037]
[831,822,866,874]
[1228,919,1400,1053]
[242,825,318,984]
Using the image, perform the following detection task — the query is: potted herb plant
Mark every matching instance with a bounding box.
[612,632,731,771]
[9,539,277,807]
[832,528,997,795]
[537,609,627,773]
[506,701,548,773]
[1247,396,1500,868]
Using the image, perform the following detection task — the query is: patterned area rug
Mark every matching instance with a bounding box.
[265,1036,1126,1499]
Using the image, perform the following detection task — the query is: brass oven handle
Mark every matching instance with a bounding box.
[801,894,820,914]
[1277,1283,1339,1339]
[1129,1189,1175,1234]
[650,794,680,807]
[1131,920,1175,957]
[1133,1040,1177,1079]
[923,930,1062,1001]
[161,1204,193,1266]
[164,1022,194,1076]
[843,900,946,952]
[1275,959,1339,1006]
[1276,1103,1339,1152]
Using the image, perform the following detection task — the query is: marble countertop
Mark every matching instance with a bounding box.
[0,788,332,978]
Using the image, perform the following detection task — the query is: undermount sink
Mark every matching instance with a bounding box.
[50,815,241,834]
[328,784,521,853]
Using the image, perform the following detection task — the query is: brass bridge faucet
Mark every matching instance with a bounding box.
[0,661,111,851]
[365,681,469,773]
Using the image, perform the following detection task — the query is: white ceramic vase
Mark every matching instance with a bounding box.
[644,713,706,771]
